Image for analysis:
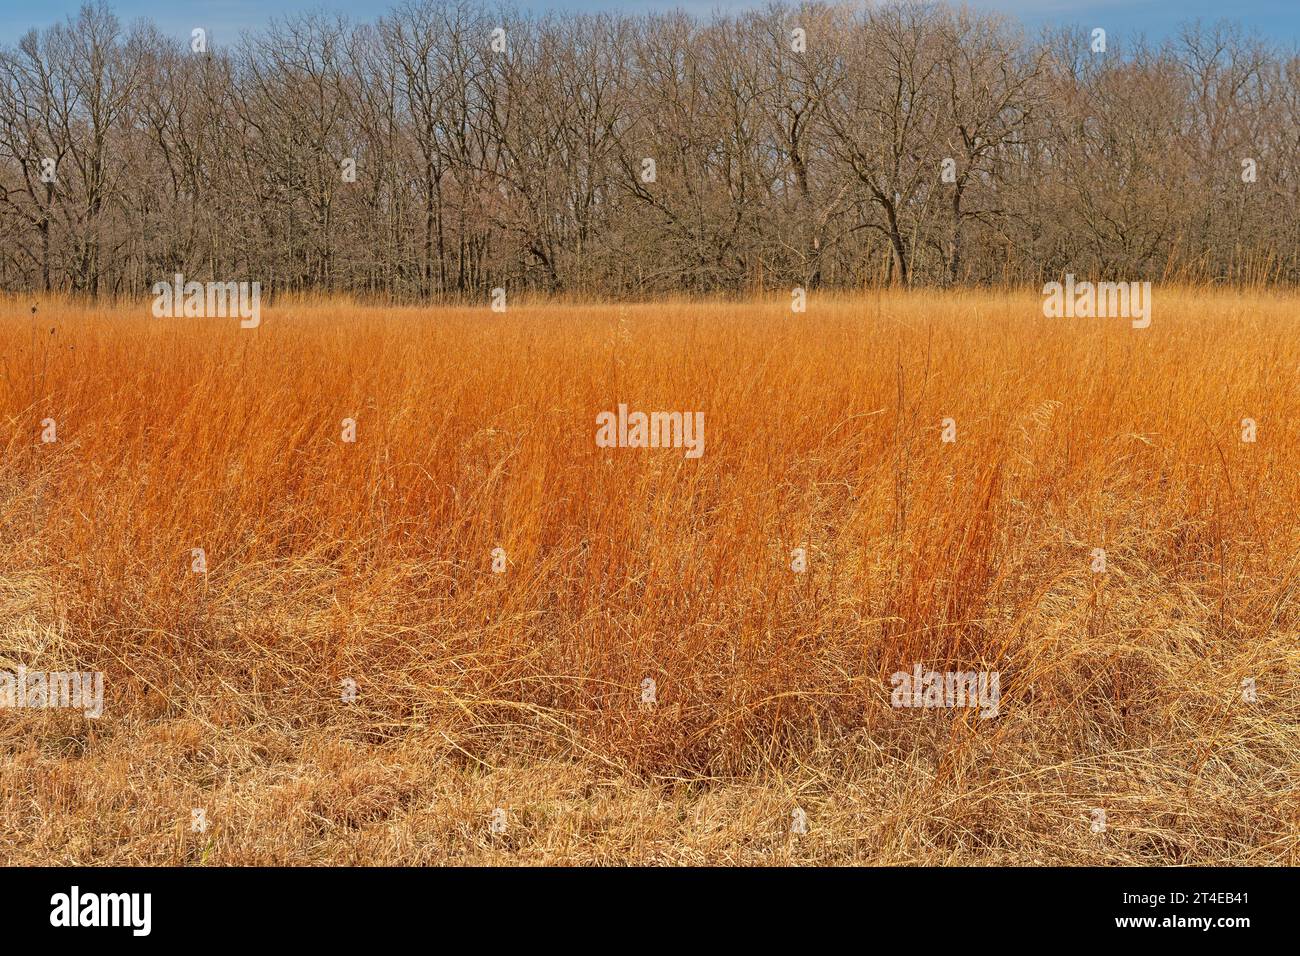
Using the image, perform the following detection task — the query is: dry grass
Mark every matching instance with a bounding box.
[0,288,1296,865]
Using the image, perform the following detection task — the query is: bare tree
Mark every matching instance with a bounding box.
[0,0,1294,298]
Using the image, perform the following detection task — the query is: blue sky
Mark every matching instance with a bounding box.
[2,1,1298,47]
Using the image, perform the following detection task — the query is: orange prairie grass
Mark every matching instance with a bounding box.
[0,288,1295,864]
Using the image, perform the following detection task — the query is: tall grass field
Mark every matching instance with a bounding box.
[0,288,1295,864]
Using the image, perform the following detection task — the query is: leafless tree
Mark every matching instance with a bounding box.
[0,1,1295,299]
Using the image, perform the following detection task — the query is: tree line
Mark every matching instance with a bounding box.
[1,0,1296,300]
